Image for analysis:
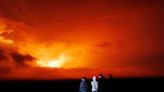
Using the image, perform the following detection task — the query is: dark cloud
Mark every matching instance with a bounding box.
[0,46,35,69]
[10,51,36,66]
[135,52,164,66]
[0,0,33,26]
[0,48,6,60]
[96,42,112,48]
[119,52,164,69]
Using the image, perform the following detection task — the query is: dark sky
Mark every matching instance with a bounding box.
[0,0,164,79]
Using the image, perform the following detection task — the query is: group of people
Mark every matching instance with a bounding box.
[79,74,113,92]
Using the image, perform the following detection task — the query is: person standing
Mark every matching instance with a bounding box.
[107,74,113,92]
[79,76,88,92]
[91,76,98,92]
[98,74,106,92]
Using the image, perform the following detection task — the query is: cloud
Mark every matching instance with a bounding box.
[133,52,164,67]
[116,52,164,73]
[0,0,33,26]
[10,50,36,65]
[0,45,36,75]
[96,42,112,48]
[0,0,164,79]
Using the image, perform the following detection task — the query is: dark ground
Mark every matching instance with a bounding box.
[0,77,163,92]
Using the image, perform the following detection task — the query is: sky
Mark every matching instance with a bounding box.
[0,0,164,80]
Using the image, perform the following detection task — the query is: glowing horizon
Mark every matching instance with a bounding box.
[0,0,164,80]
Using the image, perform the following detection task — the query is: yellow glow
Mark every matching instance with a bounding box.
[18,42,90,68]
[35,53,72,68]
[36,60,61,68]
[0,36,14,44]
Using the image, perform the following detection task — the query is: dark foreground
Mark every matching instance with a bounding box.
[0,78,163,92]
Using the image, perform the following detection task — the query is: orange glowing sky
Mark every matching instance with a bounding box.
[0,0,164,80]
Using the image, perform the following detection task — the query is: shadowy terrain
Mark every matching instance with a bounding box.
[0,77,163,92]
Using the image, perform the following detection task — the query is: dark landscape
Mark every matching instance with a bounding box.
[0,77,163,92]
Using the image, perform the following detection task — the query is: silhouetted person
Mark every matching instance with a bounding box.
[79,76,88,92]
[107,74,113,92]
[98,74,106,92]
[91,76,98,92]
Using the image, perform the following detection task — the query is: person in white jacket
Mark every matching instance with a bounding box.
[91,76,98,92]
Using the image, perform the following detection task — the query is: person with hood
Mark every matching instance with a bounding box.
[79,76,88,92]
[91,76,98,92]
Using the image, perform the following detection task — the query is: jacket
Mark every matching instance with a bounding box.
[91,76,98,92]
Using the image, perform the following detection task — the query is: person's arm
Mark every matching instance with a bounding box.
[96,81,99,91]
[79,82,82,92]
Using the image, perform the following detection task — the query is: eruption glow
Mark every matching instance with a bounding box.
[36,60,61,68]
[0,0,163,80]
[36,53,69,68]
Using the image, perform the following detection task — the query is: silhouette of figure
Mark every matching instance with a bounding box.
[91,76,98,92]
[79,76,88,92]
[98,74,106,92]
[107,74,113,92]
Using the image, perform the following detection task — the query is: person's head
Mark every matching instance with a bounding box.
[92,76,96,81]
[109,74,113,79]
[99,74,103,78]
[81,76,86,81]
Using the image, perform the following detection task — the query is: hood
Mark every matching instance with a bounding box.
[92,76,96,81]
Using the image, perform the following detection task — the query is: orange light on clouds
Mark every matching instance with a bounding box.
[36,60,61,68]
[21,41,91,69]
[0,0,164,80]
[0,21,14,45]
[35,53,72,68]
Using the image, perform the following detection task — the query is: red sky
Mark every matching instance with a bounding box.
[0,0,164,80]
